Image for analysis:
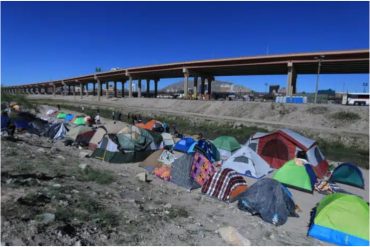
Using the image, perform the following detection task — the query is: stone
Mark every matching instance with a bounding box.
[163,203,172,209]
[56,155,65,160]
[136,172,151,182]
[78,163,88,171]
[37,148,45,153]
[37,213,55,224]
[52,183,61,188]
[218,226,251,246]
[71,189,79,194]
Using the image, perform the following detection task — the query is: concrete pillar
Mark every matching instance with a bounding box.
[97,80,101,101]
[53,84,56,96]
[106,82,109,98]
[287,62,297,96]
[201,77,206,96]
[138,79,142,98]
[184,73,189,98]
[154,79,159,98]
[193,76,198,99]
[93,82,96,96]
[146,79,150,97]
[85,84,89,96]
[114,81,117,97]
[121,81,125,97]
[128,77,133,98]
[80,83,83,99]
[207,77,213,100]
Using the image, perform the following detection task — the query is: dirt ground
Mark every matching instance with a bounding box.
[1,105,368,246]
[28,95,369,148]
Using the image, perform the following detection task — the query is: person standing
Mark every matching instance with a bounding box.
[118,112,122,121]
[112,111,115,121]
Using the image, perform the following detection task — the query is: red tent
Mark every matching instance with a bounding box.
[247,129,329,178]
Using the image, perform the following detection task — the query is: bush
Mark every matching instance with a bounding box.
[306,106,328,114]
[77,167,115,185]
[330,111,361,121]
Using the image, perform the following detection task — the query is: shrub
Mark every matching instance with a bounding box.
[330,111,360,121]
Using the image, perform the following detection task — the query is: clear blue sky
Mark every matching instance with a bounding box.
[2,1,369,92]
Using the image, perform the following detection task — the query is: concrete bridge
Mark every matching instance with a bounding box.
[3,49,369,100]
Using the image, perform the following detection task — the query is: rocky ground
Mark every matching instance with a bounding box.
[1,104,368,246]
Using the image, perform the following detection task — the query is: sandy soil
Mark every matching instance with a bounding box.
[27,95,369,148]
[1,105,368,246]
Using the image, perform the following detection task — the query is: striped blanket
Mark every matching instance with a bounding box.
[201,168,247,201]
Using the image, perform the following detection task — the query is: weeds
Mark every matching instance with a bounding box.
[306,106,328,114]
[77,167,115,185]
[330,111,361,121]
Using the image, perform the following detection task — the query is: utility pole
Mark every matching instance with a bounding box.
[314,55,325,104]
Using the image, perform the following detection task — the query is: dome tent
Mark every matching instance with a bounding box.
[213,136,241,160]
[273,159,317,193]
[173,137,196,153]
[308,193,369,245]
[329,163,365,189]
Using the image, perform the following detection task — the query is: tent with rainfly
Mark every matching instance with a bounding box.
[72,116,86,125]
[194,139,220,163]
[65,113,75,122]
[273,159,317,193]
[45,122,69,140]
[91,134,129,163]
[213,136,241,160]
[246,129,329,178]
[66,125,93,141]
[329,163,365,189]
[308,193,369,245]
[222,145,273,178]
[173,137,197,153]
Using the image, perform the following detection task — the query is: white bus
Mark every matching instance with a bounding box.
[342,93,369,106]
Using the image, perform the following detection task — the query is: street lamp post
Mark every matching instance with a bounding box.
[314,55,325,104]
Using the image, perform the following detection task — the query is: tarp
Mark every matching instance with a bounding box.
[190,152,216,186]
[308,193,369,245]
[75,130,96,147]
[89,127,107,150]
[65,114,75,122]
[66,125,93,141]
[57,112,67,119]
[273,159,317,193]
[73,116,86,125]
[45,122,69,140]
[161,132,175,148]
[237,178,297,226]
[222,145,273,178]
[329,163,365,189]
[195,139,220,163]
[139,150,164,172]
[171,153,200,190]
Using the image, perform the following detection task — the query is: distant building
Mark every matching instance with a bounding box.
[269,85,280,95]
[318,89,336,95]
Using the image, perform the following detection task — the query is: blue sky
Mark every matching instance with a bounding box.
[2,1,369,92]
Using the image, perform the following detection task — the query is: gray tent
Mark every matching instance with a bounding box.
[170,154,200,190]
[237,178,298,226]
[222,145,272,178]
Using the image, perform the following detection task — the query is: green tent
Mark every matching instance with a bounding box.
[73,116,86,125]
[56,112,67,119]
[329,163,364,188]
[273,159,317,193]
[213,136,241,152]
[308,193,369,245]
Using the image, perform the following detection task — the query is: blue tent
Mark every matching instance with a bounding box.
[173,137,196,153]
[1,114,10,131]
[195,139,220,162]
[329,163,365,189]
[65,114,75,122]
[14,119,30,129]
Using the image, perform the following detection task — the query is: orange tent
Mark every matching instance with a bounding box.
[135,119,163,131]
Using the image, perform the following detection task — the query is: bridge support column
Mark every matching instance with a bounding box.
[85,84,89,97]
[287,62,297,96]
[106,82,109,98]
[53,84,56,96]
[201,77,205,97]
[92,82,96,96]
[80,83,83,99]
[121,81,125,97]
[193,76,198,99]
[137,79,142,98]
[207,77,213,100]
[128,77,133,98]
[114,81,117,97]
[97,80,101,101]
[154,79,159,98]
[146,79,150,97]
[183,71,189,99]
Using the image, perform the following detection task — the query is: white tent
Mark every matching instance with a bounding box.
[222,145,272,178]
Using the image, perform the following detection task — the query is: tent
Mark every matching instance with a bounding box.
[57,112,67,119]
[195,139,220,163]
[237,178,297,226]
[91,134,129,163]
[46,109,58,116]
[171,153,200,190]
[329,163,365,189]
[89,127,107,150]
[72,116,86,125]
[66,125,93,141]
[173,137,196,153]
[27,118,50,136]
[190,152,216,186]
[213,136,241,160]
[136,119,164,132]
[75,130,96,147]
[65,114,75,122]
[308,193,369,245]
[161,132,175,148]
[246,129,329,178]
[201,168,247,202]
[273,159,317,193]
[222,145,273,178]
[117,125,162,152]
[45,122,68,140]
